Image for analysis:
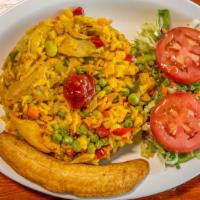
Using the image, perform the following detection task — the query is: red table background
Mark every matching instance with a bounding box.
[0,0,200,199]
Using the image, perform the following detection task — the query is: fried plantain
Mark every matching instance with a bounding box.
[0,132,149,197]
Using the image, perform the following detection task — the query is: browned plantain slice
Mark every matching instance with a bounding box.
[0,132,149,197]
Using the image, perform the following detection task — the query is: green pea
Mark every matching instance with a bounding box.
[103,86,112,94]
[63,58,69,67]
[45,40,57,57]
[101,138,109,146]
[124,118,133,128]
[57,111,66,119]
[80,109,89,118]
[95,85,101,93]
[59,129,68,137]
[72,140,81,152]
[99,79,107,87]
[51,123,60,130]
[63,135,74,145]
[77,124,88,135]
[88,143,96,154]
[128,93,139,106]
[76,66,86,74]
[121,88,130,96]
[90,134,99,143]
[96,140,103,149]
[52,133,63,144]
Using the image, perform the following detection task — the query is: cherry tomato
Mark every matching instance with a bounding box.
[72,7,84,16]
[91,36,105,48]
[125,53,134,62]
[150,92,200,153]
[112,128,132,136]
[156,27,200,84]
[97,126,110,138]
[95,148,107,159]
[63,73,95,109]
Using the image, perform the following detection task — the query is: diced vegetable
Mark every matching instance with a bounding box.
[73,7,84,16]
[80,109,90,118]
[45,40,58,57]
[99,79,107,87]
[128,93,139,105]
[59,128,68,137]
[121,88,130,96]
[63,135,74,145]
[96,140,103,149]
[53,133,63,144]
[27,106,40,120]
[51,123,60,130]
[88,143,96,154]
[90,134,99,143]
[97,126,110,138]
[57,111,66,119]
[76,66,86,74]
[90,36,105,48]
[77,124,88,135]
[112,128,132,136]
[72,140,81,152]
[124,118,133,128]
[103,86,112,94]
[96,148,107,159]
[77,135,88,150]
[101,138,109,146]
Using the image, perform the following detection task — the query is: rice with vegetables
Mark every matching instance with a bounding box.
[0,8,155,164]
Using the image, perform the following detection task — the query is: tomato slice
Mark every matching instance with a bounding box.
[150,92,200,153]
[112,128,132,136]
[97,126,110,138]
[156,27,200,84]
[63,73,95,109]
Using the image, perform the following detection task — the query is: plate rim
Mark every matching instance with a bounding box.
[0,0,200,199]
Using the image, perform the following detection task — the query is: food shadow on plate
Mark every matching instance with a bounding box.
[101,133,142,165]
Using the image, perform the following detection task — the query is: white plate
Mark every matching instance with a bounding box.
[0,0,200,199]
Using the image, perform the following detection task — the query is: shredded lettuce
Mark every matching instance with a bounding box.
[141,134,200,168]
[133,9,200,168]
[158,9,171,30]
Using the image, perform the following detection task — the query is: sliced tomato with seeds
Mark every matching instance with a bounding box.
[156,27,200,84]
[150,92,200,153]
